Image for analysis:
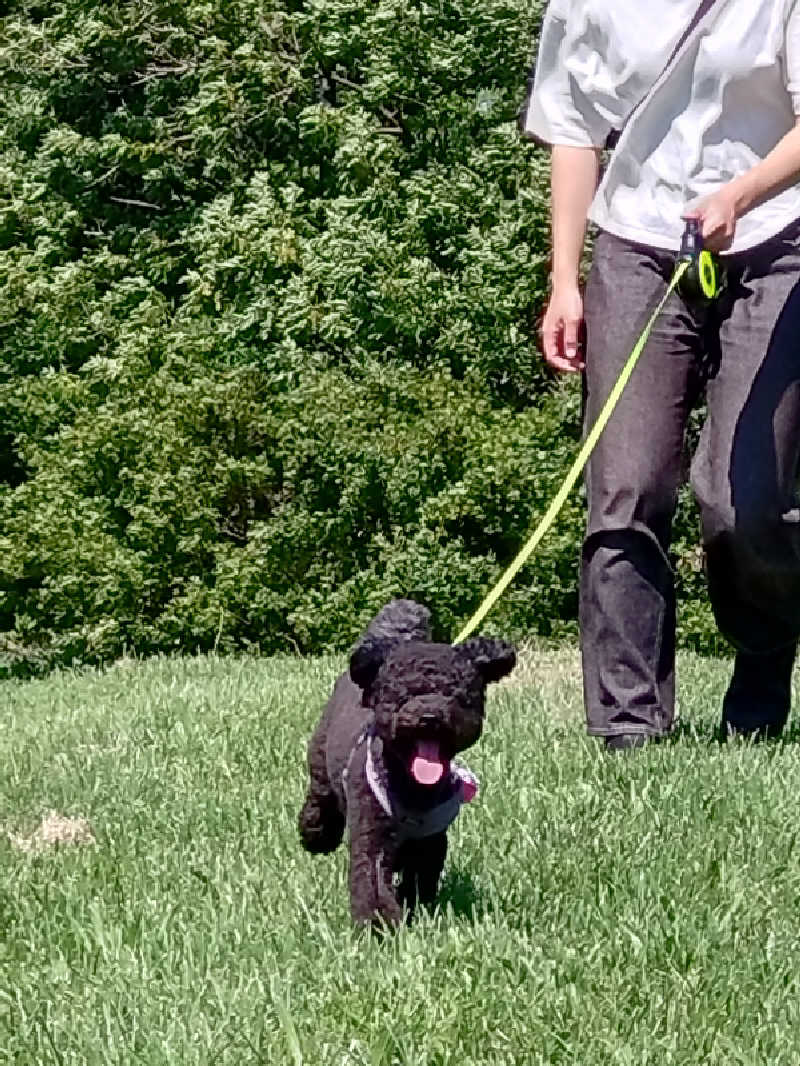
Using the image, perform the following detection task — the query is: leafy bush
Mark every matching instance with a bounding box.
[0,0,718,675]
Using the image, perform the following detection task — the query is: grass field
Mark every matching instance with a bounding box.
[3,646,800,1064]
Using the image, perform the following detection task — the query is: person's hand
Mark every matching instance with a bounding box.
[541,283,585,373]
[682,184,740,253]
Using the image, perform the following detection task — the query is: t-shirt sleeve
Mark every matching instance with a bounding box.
[519,5,614,148]
[784,0,800,113]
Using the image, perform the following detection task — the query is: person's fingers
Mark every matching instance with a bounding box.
[703,232,727,253]
[541,294,585,373]
[684,201,726,238]
[542,323,584,372]
[705,236,733,254]
[700,211,721,237]
[546,351,584,373]
[557,318,584,371]
[563,316,579,356]
[541,318,560,364]
[680,196,735,253]
[700,212,735,253]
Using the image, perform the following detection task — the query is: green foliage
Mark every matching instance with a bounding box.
[0,0,717,673]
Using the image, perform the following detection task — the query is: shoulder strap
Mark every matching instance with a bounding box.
[518,1,726,144]
[605,0,725,148]
[662,0,722,77]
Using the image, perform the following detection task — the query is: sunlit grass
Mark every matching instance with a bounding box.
[3,648,800,1064]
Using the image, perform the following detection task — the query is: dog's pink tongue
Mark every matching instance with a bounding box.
[411,740,446,785]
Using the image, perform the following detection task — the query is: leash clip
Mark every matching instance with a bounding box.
[678,218,723,307]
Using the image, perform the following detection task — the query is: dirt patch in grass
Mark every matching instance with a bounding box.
[8,811,95,854]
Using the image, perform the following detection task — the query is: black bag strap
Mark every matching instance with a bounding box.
[518,0,725,144]
[605,0,723,148]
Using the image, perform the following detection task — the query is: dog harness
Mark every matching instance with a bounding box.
[342,728,478,842]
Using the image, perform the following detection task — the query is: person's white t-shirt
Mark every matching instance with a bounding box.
[521,0,800,253]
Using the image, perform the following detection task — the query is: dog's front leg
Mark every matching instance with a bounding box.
[348,812,402,929]
[398,831,448,912]
[414,831,448,908]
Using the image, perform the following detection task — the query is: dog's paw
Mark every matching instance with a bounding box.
[298,797,345,854]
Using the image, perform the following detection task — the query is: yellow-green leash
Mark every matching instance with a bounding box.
[454,258,690,644]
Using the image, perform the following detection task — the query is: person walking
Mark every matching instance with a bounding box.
[521,0,800,748]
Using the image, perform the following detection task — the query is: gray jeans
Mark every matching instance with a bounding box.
[581,225,800,737]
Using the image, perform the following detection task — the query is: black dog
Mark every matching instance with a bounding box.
[298,599,515,927]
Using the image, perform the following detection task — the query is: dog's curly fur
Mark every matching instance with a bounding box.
[298,599,516,927]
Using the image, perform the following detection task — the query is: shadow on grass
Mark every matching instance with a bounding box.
[435,867,491,922]
[668,716,721,746]
[667,715,800,747]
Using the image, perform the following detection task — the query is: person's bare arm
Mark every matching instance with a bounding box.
[541,145,602,372]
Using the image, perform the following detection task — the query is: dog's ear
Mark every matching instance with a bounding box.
[456,637,516,684]
[349,637,388,690]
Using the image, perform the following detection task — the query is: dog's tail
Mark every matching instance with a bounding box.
[362,599,431,645]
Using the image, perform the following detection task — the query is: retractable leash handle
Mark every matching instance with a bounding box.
[678,218,724,306]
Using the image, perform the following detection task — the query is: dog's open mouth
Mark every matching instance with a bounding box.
[410,739,449,786]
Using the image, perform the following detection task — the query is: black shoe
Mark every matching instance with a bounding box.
[720,642,797,741]
[604,733,652,752]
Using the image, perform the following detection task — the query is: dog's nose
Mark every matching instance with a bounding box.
[420,712,438,729]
